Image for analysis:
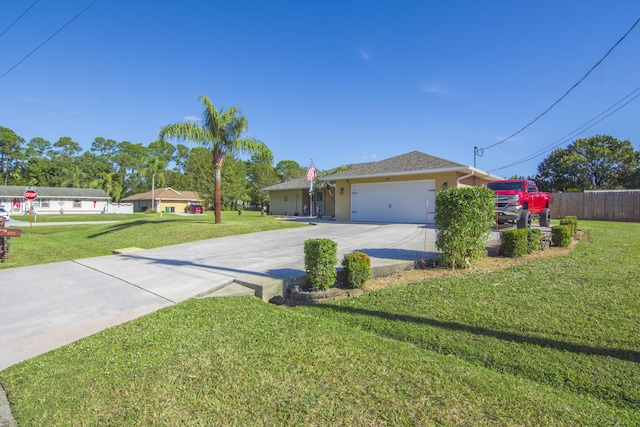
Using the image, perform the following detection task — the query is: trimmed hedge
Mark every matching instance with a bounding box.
[527,228,543,253]
[341,252,371,289]
[435,187,495,269]
[559,216,578,236]
[499,229,528,258]
[552,225,572,248]
[500,228,543,258]
[304,238,338,291]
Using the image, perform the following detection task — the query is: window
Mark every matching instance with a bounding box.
[30,199,50,208]
[316,192,323,202]
[73,200,81,208]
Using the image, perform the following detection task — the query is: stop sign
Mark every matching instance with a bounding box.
[24,189,38,200]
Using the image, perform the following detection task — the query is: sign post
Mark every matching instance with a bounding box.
[24,187,38,226]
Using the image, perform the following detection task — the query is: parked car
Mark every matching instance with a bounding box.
[185,204,204,214]
[0,206,10,221]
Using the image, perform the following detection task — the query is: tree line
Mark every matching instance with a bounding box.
[0,121,306,212]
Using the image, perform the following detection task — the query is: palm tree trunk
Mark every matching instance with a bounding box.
[213,148,223,224]
[151,173,155,212]
[214,167,222,224]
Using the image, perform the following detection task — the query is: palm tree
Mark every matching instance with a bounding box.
[90,171,123,204]
[160,95,271,224]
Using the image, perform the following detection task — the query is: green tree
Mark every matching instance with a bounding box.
[60,162,88,188]
[185,147,215,207]
[172,143,190,175]
[91,171,123,203]
[275,160,305,182]
[53,136,82,157]
[25,137,52,158]
[0,126,25,185]
[536,135,637,192]
[221,154,249,209]
[114,141,147,196]
[247,154,278,207]
[146,140,174,188]
[159,94,271,224]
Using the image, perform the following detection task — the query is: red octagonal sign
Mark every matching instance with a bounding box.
[24,189,38,200]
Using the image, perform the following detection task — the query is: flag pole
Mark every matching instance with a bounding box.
[309,159,313,217]
[307,159,316,218]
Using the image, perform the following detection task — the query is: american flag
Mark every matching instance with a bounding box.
[306,161,317,181]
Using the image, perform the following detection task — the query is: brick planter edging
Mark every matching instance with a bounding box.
[275,286,365,306]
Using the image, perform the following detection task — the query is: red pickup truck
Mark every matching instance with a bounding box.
[486,179,551,228]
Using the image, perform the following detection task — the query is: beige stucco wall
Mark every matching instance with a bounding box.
[157,200,193,213]
[268,188,336,217]
[268,189,309,216]
[333,172,494,222]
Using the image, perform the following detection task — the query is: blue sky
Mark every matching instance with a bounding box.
[1,1,639,179]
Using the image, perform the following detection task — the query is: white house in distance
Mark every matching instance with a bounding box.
[0,186,129,214]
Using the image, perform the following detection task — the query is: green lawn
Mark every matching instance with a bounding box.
[1,221,639,425]
[1,211,306,268]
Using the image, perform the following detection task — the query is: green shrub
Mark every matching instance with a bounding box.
[304,238,338,291]
[526,228,542,253]
[552,225,572,247]
[435,187,495,269]
[499,229,529,258]
[559,216,578,236]
[341,252,371,289]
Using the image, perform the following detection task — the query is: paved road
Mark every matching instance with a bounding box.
[0,221,459,371]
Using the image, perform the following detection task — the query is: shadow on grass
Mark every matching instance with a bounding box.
[311,304,640,364]
[86,219,186,238]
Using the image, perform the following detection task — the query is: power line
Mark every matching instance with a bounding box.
[482,17,640,152]
[489,85,640,172]
[0,0,41,40]
[0,0,99,81]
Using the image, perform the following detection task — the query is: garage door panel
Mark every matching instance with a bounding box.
[351,180,435,224]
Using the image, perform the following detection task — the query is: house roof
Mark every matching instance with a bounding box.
[261,177,312,191]
[319,151,500,180]
[0,185,109,199]
[122,187,202,202]
[261,151,501,192]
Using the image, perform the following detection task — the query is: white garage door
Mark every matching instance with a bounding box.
[351,180,436,224]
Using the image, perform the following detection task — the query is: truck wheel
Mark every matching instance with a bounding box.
[539,208,551,227]
[517,210,531,229]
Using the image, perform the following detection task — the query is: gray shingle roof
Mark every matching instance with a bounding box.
[261,177,312,191]
[0,185,109,199]
[319,151,467,180]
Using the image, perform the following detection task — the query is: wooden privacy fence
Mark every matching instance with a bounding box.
[551,190,640,222]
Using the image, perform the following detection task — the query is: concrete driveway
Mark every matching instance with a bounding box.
[0,221,452,371]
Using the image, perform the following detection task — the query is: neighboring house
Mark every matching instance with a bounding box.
[122,187,202,213]
[263,151,502,224]
[0,186,114,214]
